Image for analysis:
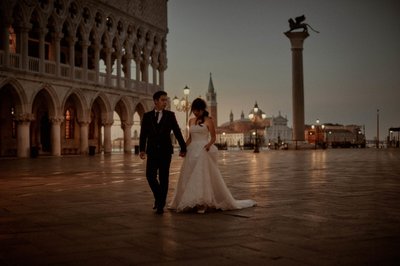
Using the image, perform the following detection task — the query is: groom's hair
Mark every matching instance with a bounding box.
[153,90,167,101]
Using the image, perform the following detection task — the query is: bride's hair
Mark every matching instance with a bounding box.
[190,98,209,125]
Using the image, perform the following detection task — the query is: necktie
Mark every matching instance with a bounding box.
[155,111,160,123]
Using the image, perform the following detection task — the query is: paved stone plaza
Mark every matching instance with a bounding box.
[0,149,399,265]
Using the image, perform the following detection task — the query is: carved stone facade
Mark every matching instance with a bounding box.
[265,112,293,146]
[0,0,168,158]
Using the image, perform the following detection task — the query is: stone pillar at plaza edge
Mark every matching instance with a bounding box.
[285,31,309,145]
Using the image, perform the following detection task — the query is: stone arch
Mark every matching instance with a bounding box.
[0,78,28,114]
[61,89,87,154]
[130,99,145,145]
[30,84,59,117]
[90,92,112,122]
[30,87,58,153]
[66,0,80,24]
[12,2,33,26]
[105,13,116,35]
[88,92,112,153]
[113,96,133,152]
[81,6,93,27]
[94,9,106,32]
[0,81,27,156]
[62,88,87,122]
[37,0,53,15]
[114,96,132,124]
[134,100,147,120]
[116,19,126,39]
[52,0,68,19]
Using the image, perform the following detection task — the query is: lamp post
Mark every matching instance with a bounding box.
[312,119,325,149]
[248,102,267,153]
[172,86,191,138]
[219,132,226,145]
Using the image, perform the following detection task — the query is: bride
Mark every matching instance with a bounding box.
[168,98,256,213]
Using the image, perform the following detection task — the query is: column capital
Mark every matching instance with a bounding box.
[80,40,91,48]
[78,120,90,126]
[49,116,64,124]
[67,36,77,45]
[102,119,114,126]
[125,52,133,60]
[102,122,114,127]
[15,113,34,123]
[284,32,309,49]
[39,28,48,36]
[53,31,64,41]
[15,22,32,32]
[121,121,133,129]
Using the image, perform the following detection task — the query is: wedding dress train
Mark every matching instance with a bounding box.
[168,125,256,212]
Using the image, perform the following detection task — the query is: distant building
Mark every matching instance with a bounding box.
[305,123,366,148]
[265,112,292,148]
[217,108,270,148]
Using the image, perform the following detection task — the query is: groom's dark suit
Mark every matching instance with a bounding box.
[139,109,186,213]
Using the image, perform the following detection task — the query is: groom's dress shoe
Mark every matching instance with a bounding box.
[156,208,164,214]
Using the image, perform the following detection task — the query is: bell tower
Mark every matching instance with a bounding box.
[206,73,218,126]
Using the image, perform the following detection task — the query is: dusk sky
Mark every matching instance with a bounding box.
[165,0,400,141]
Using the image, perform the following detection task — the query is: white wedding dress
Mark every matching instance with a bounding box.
[168,124,256,212]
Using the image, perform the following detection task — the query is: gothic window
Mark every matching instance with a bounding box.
[82,8,91,24]
[95,12,103,28]
[65,108,74,139]
[39,0,50,10]
[106,17,113,32]
[54,0,65,16]
[69,2,78,19]
[117,21,123,36]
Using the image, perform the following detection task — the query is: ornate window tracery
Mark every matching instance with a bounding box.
[65,108,74,139]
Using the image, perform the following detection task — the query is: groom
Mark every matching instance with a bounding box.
[139,91,187,214]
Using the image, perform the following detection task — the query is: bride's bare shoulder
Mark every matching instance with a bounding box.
[188,117,197,126]
[204,116,214,124]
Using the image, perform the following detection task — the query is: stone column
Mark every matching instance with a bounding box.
[81,40,90,81]
[79,121,89,155]
[142,56,149,83]
[68,36,76,79]
[50,116,63,156]
[124,53,132,89]
[159,52,167,89]
[17,23,31,70]
[0,18,11,67]
[285,32,309,143]
[54,31,63,77]
[102,121,113,154]
[94,43,101,83]
[105,47,113,86]
[135,59,141,81]
[122,122,132,154]
[134,50,141,81]
[116,50,122,88]
[39,28,48,74]
[16,113,33,158]
[151,64,158,85]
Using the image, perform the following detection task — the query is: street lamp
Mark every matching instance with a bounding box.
[312,119,325,149]
[172,85,191,138]
[248,102,267,153]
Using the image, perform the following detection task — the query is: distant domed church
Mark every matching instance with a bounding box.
[204,74,292,149]
[265,112,293,148]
